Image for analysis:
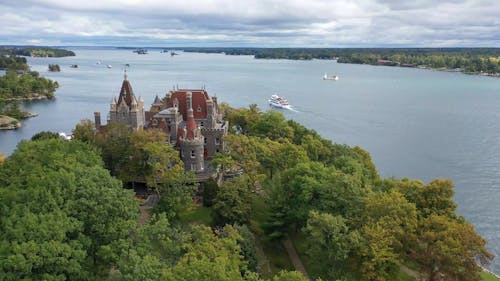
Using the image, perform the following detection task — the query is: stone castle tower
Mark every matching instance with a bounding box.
[108,71,145,130]
[178,92,205,172]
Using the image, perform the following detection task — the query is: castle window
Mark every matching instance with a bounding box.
[152,119,158,126]
[191,150,195,158]
[181,150,184,158]
[204,137,207,144]
[200,121,204,128]
[216,149,220,153]
[173,98,179,108]
[215,137,221,145]
[191,163,196,171]
[197,105,202,112]
[200,162,204,170]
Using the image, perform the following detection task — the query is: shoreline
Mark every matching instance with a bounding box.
[6,95,53,102]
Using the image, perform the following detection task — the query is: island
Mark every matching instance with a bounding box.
[0,46,76,57]
[48,64,61,72]
[0,50,61,129]
[181,47,500,76]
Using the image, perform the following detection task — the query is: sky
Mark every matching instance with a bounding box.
[0,0,499,47]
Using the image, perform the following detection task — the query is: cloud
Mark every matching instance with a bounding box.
[0,0,498,46]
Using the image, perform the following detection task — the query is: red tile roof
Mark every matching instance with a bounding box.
[166,90,210,120]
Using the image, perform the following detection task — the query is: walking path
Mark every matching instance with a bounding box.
[283,239,310,280]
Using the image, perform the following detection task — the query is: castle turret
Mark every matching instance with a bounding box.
[206,99,215,129]
[110,96,117,112]
[108,70,145,130]
[151,95,163,112]
[180,95,204,172]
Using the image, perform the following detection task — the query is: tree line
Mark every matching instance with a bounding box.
[0,47,75,57]
[182,47,500,74]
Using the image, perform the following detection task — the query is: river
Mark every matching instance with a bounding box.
[1,48,500,273]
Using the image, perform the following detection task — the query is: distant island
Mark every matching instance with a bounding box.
[0,47,64,129]
[182,47,500,76]
[0,46,75,57]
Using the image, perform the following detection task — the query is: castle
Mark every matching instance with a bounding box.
[94,72,228,180]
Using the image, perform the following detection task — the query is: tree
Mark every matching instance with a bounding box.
[303,211,359,280]
[359,190,417,252]
[355,223,400,281]
[251,110,294,141]
[94,121,131,176]
[31,130,60,141]
[212,176,253,226]
[269,270,308,281]
[234,224,258,273]
[72,119,96,144]
[396,179,456,219]
[202,178,219,207]
[414,215,493,281]
[0,139,139,279]
[163,225,247,281]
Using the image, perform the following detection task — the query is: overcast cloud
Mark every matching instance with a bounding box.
[0,0,498,47]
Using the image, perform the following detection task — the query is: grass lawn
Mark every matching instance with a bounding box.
[482,270,500,281]
[179,205,213,225]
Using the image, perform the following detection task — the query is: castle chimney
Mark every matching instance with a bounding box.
[94,112,101,129]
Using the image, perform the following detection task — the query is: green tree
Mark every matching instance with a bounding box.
[31,131,60,141]
[251,110,294,141]
[414,215,493,281]
[163,225,247,281]
[269,270,308,281]
[202,178,219,207]
[355,223,400,281]
[359,190,417,252]
[212,176,253,226]
[303,211,359,280]
[72,119,96,144]
[0,139,138,279]
[396,179,456,219]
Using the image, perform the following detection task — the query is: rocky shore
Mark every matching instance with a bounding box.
[0,115,21,130]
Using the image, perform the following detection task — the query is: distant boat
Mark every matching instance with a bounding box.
[323,73,339,80]
[133,49,148,54]
[268,94,291,109]
[70,64,78,68]
[96,60,102,65]
[125,63,130,67]
[171,51,178,56]
[107,65,112,68]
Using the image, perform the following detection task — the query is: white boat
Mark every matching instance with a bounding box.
[268,94,291,109]
[323,73,339,80]
[107,65,112,68]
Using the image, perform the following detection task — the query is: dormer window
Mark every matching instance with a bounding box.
[173,98,179,108]
[197,105,202,112]
[152,119,158,126]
